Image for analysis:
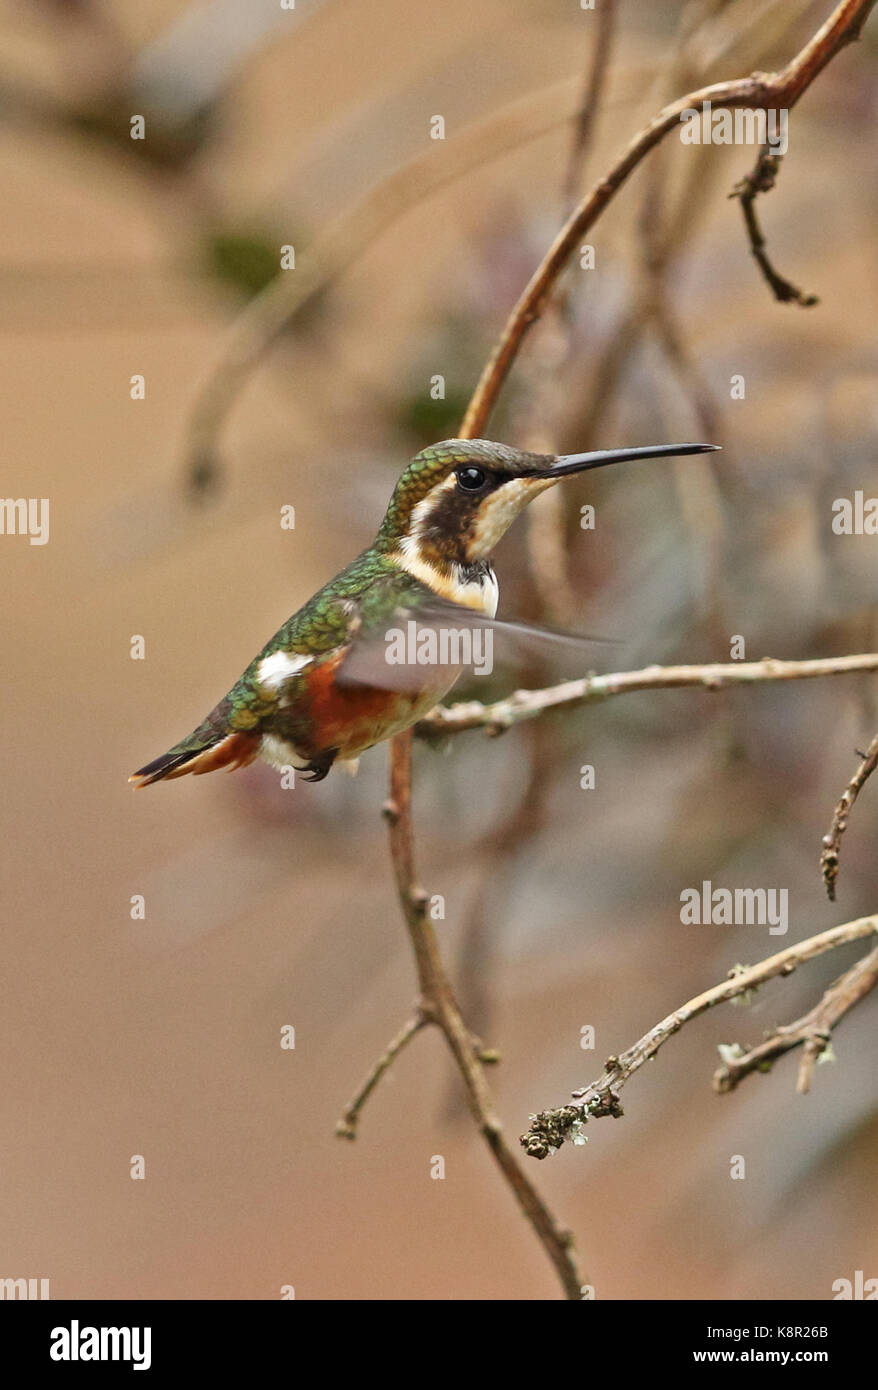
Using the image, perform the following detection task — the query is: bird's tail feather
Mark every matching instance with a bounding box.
[129,730,260,788]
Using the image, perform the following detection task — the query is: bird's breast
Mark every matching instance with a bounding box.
[273,649,457,761]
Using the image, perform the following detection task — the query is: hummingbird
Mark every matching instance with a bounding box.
[130,438,717,788]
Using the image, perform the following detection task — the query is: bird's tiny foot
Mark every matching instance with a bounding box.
[301,750,338,782]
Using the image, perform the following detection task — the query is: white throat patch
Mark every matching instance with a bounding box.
[389,471,551,614]
[392,537,499,615]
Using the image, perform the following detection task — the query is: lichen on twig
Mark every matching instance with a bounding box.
[520,917,878,1159]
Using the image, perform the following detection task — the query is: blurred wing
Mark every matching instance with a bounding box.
[336,594,618,693]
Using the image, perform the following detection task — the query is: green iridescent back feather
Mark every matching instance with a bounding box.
[166,549,430,756]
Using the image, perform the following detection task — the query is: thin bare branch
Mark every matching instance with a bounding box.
[821,729,878,900]
[417,653,878,739]
[335,1013,426,1140]
[380,732,584,1299]
[561,0,617,214]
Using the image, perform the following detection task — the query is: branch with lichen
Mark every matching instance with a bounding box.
[520,916,878,1160]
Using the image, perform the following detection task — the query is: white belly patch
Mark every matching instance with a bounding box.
[260,734,310,770]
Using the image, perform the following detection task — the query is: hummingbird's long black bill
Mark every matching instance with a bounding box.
[540,441,720,478]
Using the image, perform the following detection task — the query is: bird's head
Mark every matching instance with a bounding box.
[376,437,718,581]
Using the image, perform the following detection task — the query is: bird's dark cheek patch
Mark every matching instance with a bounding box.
[416,492,481,566]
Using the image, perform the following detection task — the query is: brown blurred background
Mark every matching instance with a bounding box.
[1,0,877,1299]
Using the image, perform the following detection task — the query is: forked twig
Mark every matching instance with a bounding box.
[714,943,878,1093]
[378,731,584,1298]
[729,148,819,305]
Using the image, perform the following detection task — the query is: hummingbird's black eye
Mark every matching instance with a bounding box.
[456,466,488,493]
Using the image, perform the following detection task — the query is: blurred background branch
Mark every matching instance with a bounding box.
[460,0,877,439]
[729,148,819,306]
[178,74,610,495]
